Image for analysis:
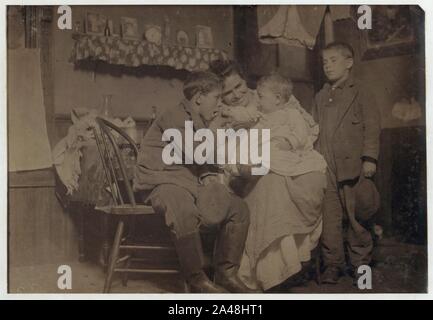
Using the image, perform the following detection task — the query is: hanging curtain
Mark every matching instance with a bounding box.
[257,5,352,49]
[329,5,352,22]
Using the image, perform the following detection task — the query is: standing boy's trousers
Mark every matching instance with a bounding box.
[321,169,373,269]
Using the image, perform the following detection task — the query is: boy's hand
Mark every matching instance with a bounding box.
[362,161,376,178]
[200,175,220,186]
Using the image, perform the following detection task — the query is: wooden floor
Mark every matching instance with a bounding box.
[8,238,427,294]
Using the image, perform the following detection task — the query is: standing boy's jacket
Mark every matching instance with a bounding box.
[312,74,381,182]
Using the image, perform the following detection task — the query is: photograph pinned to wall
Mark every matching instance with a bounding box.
[120,17,139,40]
[195,25,213,48]
[360,5,421,60]
[144,24,162,45]
[85,12,107,35]
[176,30,190,46]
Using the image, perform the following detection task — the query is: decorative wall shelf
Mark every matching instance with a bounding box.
[70,33,228,72]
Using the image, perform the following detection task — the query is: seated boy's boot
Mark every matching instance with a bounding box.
[214,222,261,293]
[321,266,343,284]
[173,232,228,293]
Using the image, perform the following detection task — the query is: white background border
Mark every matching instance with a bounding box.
[0,0,431,300]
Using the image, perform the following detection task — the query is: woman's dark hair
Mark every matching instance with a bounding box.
[208,59,246,80]
[183,71,222,101]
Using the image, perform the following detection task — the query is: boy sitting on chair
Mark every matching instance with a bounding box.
[133,71,255,293]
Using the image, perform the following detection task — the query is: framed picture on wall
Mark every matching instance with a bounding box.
[195,25,213,48]
[360,5,421,60]
[144,24,162,45]
[120,17,139,40]
[177,30,190,46]
[85,12,107,35]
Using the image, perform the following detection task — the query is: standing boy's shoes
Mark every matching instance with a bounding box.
[352,271,363,287]
[349,265,372,287]
[321,266,343,284]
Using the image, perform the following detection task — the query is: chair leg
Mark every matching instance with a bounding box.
[78,209,86,263]
[103,220,124,293]
[122,256,131,287]
[101,215,110,268]
[122,216,132,287]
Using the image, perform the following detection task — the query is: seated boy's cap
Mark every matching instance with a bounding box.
[355,177,380,222]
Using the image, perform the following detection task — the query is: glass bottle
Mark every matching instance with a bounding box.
[104,19,111,37]
[151,106,157,122]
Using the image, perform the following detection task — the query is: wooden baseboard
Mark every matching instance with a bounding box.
[9,167,55,188]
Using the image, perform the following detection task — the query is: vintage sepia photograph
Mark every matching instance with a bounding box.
[6,4,427,295]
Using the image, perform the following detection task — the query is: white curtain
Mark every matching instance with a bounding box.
[258,5,351,49]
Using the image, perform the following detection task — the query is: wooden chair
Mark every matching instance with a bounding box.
[93,117,187,293]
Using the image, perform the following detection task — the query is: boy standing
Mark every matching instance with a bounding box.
[133,71,254,293]
[312,42,381,284]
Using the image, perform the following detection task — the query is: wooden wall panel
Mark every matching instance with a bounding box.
[8,6,79,268]
[9,181,79,267]
[9,114,153,268]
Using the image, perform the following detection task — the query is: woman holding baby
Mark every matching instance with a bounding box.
[209,60,327,292]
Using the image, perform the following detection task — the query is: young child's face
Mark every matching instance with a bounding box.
[196,88,222,123]
[322,49,353,82]
[257,84,281,114]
